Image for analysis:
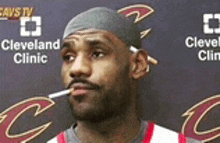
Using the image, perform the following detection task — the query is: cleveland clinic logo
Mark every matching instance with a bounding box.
[1,13,61,64]
[20,16,42,37]
[203,13,220,34]
[185,13,220,62]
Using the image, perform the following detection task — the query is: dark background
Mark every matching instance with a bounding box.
[0,0,220,142]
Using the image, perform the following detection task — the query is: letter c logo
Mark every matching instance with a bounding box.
[0,97,55,143]
[182,94,220,142]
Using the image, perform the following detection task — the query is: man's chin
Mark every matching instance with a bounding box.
[71,105,116,123]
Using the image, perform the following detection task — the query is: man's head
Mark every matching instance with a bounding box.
[61,7,148,122]
[63,7,142,49]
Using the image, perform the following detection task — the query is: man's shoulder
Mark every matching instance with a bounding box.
[147,122,202,143]
[47,124,79,143]
[47,131,67,143]
[186,137,202,143]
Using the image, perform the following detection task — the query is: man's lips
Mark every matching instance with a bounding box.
[69,83,96,96]
[71,89,88,96]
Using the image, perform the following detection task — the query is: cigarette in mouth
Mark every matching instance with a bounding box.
[48,88,74,98]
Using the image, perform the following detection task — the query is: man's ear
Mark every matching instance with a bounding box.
[131,50,149,80]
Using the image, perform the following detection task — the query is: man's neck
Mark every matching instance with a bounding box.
[76,106,141,143]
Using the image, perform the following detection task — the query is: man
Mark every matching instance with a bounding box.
[47,7,201,143]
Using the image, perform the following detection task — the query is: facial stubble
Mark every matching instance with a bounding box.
[69,64,132,123]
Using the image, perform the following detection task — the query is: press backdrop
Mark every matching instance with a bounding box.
[0,0,220,142]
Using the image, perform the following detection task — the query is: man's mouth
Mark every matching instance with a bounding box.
[69,83,96,97]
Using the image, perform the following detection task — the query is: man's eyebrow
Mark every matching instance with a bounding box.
[62,41,71,48]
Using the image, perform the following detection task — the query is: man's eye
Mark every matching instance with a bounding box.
[63,54,75,62]
[91,51,105,58]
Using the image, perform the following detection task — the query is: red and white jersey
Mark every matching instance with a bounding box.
[47,122,200,143]
[47,131,67,143]
[143,122,187,143]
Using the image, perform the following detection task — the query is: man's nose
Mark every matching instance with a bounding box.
[69,55,92,78]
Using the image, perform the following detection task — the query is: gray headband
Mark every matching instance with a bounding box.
[63,7,141,49]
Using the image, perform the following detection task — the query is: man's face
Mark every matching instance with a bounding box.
[61,29,133,122]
